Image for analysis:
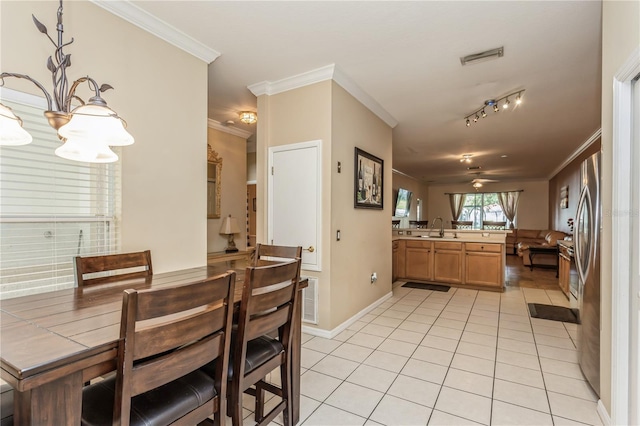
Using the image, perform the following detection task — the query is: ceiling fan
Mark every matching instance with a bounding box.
[470,173,499,189]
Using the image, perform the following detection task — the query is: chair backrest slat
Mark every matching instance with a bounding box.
[249,283,296,313]
[75,250,153,288]
[131,332,223,397]
[245,306,291,341]
[252,244,302,266]
[136,277,229,320]
[134,307,225,360]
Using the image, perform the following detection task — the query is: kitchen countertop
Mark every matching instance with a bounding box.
[393,228,508,244]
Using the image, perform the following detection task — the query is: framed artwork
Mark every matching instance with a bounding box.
[354,147,384,209]
[560,185,569,209]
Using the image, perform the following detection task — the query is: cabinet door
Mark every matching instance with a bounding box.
[465,251,502,287]
[433,249,462,283]
[405,247,432,280]
[392,241,398,282]
[558,253,571,297]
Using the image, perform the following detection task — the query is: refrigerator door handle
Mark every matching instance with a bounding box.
[575,185,591,286]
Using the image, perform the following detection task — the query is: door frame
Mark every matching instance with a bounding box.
[267,140,323,272]
[611,46,640,426]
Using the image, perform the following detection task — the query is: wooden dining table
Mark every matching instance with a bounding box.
[0,263,306,425]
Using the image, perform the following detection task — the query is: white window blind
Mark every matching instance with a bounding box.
[0,90,121,299]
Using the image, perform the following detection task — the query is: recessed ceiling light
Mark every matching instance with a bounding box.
[460,154,473,163]
[501,155,508,158]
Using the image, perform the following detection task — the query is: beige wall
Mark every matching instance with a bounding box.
[392,171,430,225]
[255,80,393,331]
[548,140,601,234]
[247,152,257,182]
[256,81,333,329]
[427,181,549,229]
[207,127,248,253]
[1,1,208,273]
[601,0,640,413]
[330,82,393,329]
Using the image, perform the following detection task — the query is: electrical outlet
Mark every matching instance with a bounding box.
[371,272,377,284]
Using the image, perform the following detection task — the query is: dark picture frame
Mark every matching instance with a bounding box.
[354,147,384,209]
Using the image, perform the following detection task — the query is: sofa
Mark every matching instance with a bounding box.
[507,229,569,266]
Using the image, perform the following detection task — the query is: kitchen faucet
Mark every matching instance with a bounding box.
[430,217,445,238]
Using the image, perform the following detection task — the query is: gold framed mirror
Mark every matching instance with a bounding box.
[207,144,222,219]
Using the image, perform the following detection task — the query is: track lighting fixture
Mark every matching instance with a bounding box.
[464,90,525,128]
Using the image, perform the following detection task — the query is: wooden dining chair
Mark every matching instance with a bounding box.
[252,243,302,266]
[74,250,153,287]
[225,259,301,426]
[451,220,473,229]
[81,271,236,426]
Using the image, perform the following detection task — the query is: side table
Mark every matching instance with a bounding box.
[528,245,559,275]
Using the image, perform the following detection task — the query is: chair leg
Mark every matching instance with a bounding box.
[229,383,243,426]
[280,361,293,426]
[255,382,265,421]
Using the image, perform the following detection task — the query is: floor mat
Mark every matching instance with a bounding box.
[402,282,450,292]
[528,303,580,324]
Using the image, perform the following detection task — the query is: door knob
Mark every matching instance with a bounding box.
[304,246,315,253]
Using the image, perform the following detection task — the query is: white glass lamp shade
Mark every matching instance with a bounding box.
[57,104,134,146]
[219,215,240,235]
[0,103,33,146]
[55,137,118,163]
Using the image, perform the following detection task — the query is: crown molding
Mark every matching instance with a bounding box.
[248,65,336,96]
[248,64,398,128]
[332,67,398,128]
[207,119,253,139]
[90,0,220,64]
[548,128,602,179]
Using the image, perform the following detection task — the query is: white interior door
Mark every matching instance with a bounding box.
[268,140,322,271]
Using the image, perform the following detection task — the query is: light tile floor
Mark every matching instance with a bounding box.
[246,282,602,426]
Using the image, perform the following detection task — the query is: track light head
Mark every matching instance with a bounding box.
[481,109,487,118]
[473,114,479,122]
[493,104,499,112]
[465,118,471,127]
[503,98,510,109]
[516,93,522,105]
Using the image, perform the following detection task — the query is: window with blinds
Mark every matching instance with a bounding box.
[0,91,121,299]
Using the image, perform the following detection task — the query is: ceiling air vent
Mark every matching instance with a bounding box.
[467,166,482,170]
[460,47,504,66]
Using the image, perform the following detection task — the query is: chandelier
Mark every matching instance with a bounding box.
[0,0,134,163]
[464,90,525,127]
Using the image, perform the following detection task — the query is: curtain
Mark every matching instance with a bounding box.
[498,191,521,229]
[448,193,465,220]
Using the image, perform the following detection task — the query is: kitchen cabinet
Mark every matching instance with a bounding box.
[464,243,503,288]
[404,240,432,281]
[433,241,463,284]
[393,238,505,291]
[557,242,573,299]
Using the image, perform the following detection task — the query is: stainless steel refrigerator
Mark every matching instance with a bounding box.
[574,151,601,396]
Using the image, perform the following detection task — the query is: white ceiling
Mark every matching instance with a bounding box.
[128,0,602,185]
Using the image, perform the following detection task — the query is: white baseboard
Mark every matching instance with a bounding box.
[597,400,611,426]
[301,291,393,339]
